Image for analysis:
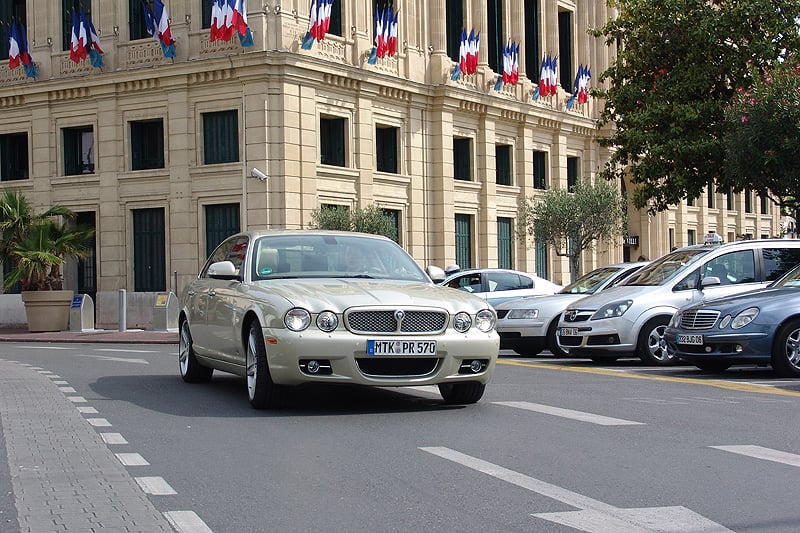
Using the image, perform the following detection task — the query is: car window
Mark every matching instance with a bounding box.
[701,250,755,286]
[626,248,709,286]
[560,266,619,294]
[201,235,249,278]
[763,248,800,282]
[487,272,529,292]
[673,268,699,291]
[774,263,800,287]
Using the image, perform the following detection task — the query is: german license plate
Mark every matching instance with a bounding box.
[558,327,579,336]
[677,334,703,345]
[367,340,437,356]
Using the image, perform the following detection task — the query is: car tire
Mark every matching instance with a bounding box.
[438,382,486,404]
[511,342,543,357]
[636,317,678,366]
[246,321,281,409]
[771,318,800,378]
[179,320,213,383]
[695,361,732,373]
[590,356,618,363]
[547,320,569,358]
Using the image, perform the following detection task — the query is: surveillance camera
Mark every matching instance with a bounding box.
[250,167,268,181]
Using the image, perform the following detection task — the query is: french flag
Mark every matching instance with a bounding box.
[387,10,398,57]
[210,0,223,41]
[548,55,558,95]
[153,0,176,57]
[302,0,333,50]
[8,21,21,69]
[510,42,519,85]
[578,65,591,104]
[70,11,88,63]
[220,0,235,42]
[466,30,479,75]
[232,0,253,46]
[501,43,511,84]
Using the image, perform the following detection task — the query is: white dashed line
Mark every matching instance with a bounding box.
[115,453,150,466]
[711,445,800,468]
[135,477,178,496]
[58,386,77,393]
[67,396,87,403]
[53,380,69,385]
[77,407,99,414]
[163,511,214,533]
[100,433,129,445]
[493,401,644,426]
[86,418,112,427]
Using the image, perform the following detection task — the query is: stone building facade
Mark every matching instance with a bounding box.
[0,0,782,314]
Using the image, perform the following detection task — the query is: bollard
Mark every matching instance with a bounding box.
[118,288,127,332]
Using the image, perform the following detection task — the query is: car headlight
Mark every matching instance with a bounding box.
[454,312,472,333]
[507,309,539,319]
[592,300,633,320]
[731,307,759,329]
[719,315,731,329]
[285,308,312,331]
[668,311,680,328]
[316,311,338,332]
[475,309,496,332]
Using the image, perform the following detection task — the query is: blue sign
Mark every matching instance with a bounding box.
[71,295,83,308]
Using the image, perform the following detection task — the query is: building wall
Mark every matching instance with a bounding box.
[0,0,783,304]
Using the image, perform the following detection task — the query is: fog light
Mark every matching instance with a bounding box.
[705,346,712,353]
[469,360,483,373]
[307,360,320,373]
[735,345,743,353]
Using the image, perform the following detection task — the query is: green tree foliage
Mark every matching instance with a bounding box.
[724,55,800,214]
[310,204,398,241]
[518,180,627,279]
[593,0,800,212]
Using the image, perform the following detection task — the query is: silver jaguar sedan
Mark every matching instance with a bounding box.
[179,230,499,408]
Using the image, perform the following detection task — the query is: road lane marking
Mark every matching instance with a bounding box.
[75,354,150,364]
[420,446,732,532]
[498,359,800,397]
[67,396,87,403]
[135,477,178,496]
[53,380,69,385]
[95,348,159,354]
[163,511,214,533]
[711,445,800,468]
[77,407,98,414]
[58,386,76,393]
[493,401,644,426]
[86,418,112,427]
[100,433,128,445]
[116,453,150,466]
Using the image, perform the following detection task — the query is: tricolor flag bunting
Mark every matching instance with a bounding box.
[451,28,479,81]
[141,0,176,58]
[302,0,334,50]
[566,64,591,110]
[210,0,253,47]
[8,20,36,78]
[368,6,398,65]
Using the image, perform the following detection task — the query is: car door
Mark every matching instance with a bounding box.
[204,236,250,363]
[484,271,533,306]
[699,249,761,300]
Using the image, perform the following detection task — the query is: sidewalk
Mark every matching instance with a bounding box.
[0,327,178,344]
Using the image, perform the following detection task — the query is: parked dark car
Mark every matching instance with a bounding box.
[664,262,800,376]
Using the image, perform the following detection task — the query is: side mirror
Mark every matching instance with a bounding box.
[426,265,446,283]
[208,261,241,280]
[701,276,721,288]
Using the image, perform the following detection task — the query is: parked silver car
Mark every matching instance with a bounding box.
[496,262,648,357]
[557,240,800,365]
[179,230,500,408]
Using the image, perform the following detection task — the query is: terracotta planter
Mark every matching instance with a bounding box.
[21,290,74,332]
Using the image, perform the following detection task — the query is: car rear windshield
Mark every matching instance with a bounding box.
[624,249,710,286]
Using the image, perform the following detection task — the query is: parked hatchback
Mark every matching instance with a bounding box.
[496,262,648,357]
[664,262,800,376]
[556,239,800,365]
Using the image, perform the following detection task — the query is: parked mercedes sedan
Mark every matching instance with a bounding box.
[439,268,562,307]
[496,262,648,357]
[664,262,800,376]
[179,230,500,408]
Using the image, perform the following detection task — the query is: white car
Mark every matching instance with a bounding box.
[179,230,500,408]
[439,268,563,307]
[495,262,648,357]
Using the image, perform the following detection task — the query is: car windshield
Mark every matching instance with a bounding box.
[251,234,430,282]
[624,248,710,286]
[559,266,621,294]
[772,263,800,288]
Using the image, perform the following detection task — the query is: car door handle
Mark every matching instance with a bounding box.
[209,289,216,297]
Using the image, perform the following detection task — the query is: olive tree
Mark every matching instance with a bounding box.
[310,204,398,241]
[519,179,627,280]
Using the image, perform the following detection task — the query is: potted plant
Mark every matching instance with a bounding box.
[0,190,94,332]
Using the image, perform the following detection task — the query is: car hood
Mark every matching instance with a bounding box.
[563,284,659,310]
[250,278,492,312]
[685,286,800,313]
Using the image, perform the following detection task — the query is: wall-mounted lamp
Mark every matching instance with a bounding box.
[350,25,357,35]
[250,168,268,181]
[427,45,434,53]
[291,8,298,17]
[263,4,270,14]
[46,36,53,46]
[185,14,191,25]
[274,4,281,14]
[113,25,119,36]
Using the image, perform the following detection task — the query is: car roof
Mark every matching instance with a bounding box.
[443,268,544,279]
[232,229,393,242]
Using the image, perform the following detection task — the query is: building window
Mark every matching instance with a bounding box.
[669,228,675,250]
[205,203,240,258]
[63,126,95,175]
[129,0,152,41]
[558,10,573,92]
[707,182,715,209]
[533,150,547,189]
[132,208,166,292]
[382,208,401,244]
[0,133,29,181]
[726,189,735,211]
[62,1,93,51]
[203,110,239,165]
[535,240,548,279]
[453,137,472,181]
[76,211,97,301]
[376,125,398,174]
[328,0,342,36]
[486,0,504,73]
[201,0,213,28]
[0,0,26,61]
[498,218,513,269]
[320,116,346,167]
[687,196,696,207]
[760,195,768,215]
[130,119,165,170]
[455,214,472,269]
[744,189,753,213]
[566,156,579,190]
[524,0,540,82]
[495,144,512,186]
[445,0,464,62]
[688,229,696,245]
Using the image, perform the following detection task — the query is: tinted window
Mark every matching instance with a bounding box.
[763,248,800,282]
[487,272,530,292]
[202,236,248,277]
[701,250,755,286]
[627,248,709,286]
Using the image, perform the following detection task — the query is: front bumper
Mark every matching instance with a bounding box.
[556,315,638,356]
[663,329,773,365]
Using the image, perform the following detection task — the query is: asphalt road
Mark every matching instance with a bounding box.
[2,344,800,532]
